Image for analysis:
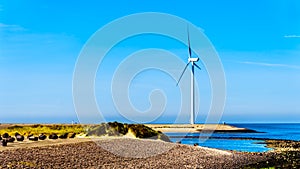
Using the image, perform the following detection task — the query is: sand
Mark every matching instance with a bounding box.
[145,124,255,133]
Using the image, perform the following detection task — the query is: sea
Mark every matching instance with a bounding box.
[165,123,300,152]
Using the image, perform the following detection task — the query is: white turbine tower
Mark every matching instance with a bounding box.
[176,27,201,125]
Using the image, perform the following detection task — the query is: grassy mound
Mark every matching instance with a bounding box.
[87,122,170,142]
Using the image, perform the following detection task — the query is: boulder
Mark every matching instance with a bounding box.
[1,139,7,146]
[28,136,38,141]
[39,134,47,140]
[16,135,24,141]
[6,136,15,142]
[2,133,9,138]
[27,134,34,139]
[49,134,58,139]
[68,133,76,138]
[59,133,68,139]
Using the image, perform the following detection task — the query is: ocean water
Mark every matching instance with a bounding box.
[165,123,300,152]
[230,123,300,141]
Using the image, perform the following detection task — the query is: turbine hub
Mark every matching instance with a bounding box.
[188,57,199,62]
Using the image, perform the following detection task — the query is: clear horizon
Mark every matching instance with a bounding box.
[0,1,300,123]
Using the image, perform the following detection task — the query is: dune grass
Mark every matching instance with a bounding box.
[0,122,160,138]
[0,122,170,142]
[0,124,86,136]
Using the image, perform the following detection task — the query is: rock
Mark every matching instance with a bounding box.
[1,139,7,146]
[292,144,299,149]
[68,133,76,138]
[6,136,15,142]
[16,135,24,141]
[27,134,34,139]
[2,133,9,138]
[49,134,58,139]
[59,133,68,139]
[39,134,47,140]
[28,136,38,141]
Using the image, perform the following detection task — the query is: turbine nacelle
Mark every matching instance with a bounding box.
[188,57,199,62]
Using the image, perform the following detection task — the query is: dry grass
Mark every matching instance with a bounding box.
[0,122,170,142]
[0,124,87,136]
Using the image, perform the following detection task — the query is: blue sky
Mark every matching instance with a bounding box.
[0,1,300,123]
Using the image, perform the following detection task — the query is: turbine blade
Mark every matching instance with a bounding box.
[194,63,201,70]
[187,27,192,58]
[176,62,190,86]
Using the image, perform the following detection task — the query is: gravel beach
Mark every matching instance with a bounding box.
[0,138,268,169]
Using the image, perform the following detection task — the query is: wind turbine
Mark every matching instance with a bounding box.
[176,27,201,125]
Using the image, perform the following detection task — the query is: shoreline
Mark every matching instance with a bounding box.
[145,124,257,133]
[1,123,299,168]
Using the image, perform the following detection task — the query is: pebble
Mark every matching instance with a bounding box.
[0,138,268,168]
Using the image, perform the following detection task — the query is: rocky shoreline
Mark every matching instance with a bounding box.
[243,140,300,168]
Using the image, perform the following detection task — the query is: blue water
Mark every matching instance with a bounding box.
[165,123,300,152]
[230,123,300,141]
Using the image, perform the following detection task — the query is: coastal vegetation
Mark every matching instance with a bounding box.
[0,124,85,136]
[87,122,170,141]
[0,122,170,141]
